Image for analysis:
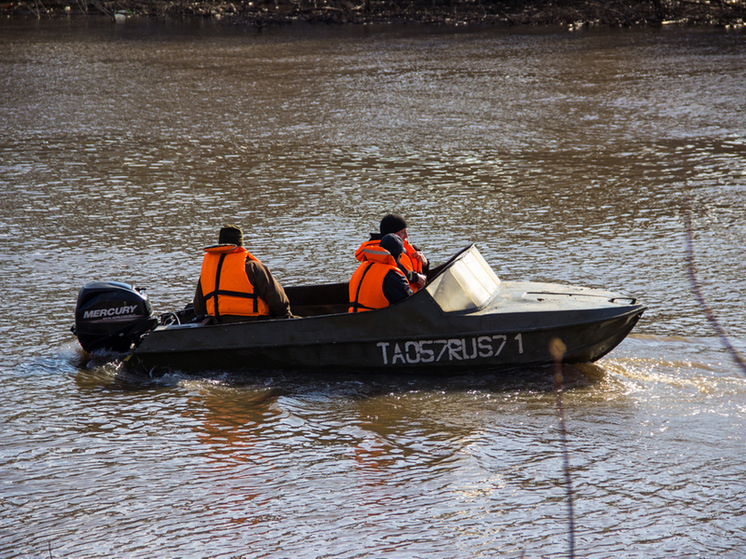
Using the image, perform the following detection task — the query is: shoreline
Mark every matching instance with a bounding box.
[3,0,745,29]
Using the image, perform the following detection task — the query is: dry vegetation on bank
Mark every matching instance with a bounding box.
[4,0,745,28]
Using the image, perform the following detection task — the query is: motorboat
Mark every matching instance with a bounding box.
[71,244,645,375]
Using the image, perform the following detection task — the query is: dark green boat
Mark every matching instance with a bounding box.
[72,245,645,375]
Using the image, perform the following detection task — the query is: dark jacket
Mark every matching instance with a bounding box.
[382,269,414,305]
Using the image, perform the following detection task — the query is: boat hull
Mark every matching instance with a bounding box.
[126,298,644,375]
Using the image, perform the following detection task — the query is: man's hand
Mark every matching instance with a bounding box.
[412,251,428,267]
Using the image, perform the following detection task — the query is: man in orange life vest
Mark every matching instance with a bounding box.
[349,233,414,313]
[193,225,292,322]
[355,213,429,292]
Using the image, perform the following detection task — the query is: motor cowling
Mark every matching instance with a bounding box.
[72,281,158,353]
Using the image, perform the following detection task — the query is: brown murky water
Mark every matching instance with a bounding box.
[1,17,745,558]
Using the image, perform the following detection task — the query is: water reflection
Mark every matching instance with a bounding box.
[188,383,282,470]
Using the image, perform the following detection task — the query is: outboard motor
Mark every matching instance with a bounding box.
[72,281,158,353]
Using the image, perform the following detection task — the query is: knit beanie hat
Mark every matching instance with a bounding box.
[379,213,407,236]
[380,233,404,259]
[218,225,244,246]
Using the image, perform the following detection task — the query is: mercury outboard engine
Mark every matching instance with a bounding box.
[72,281,159,353]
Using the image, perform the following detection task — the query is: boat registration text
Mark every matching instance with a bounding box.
[377,334,524,365]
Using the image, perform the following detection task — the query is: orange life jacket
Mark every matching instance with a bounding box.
[355,238,423,291]
[200,245,270,318]
[349,245,407,313]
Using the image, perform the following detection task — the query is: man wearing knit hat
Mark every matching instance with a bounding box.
[193,224,292,322]
[355,213,429,291]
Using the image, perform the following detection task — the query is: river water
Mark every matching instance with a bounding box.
[1,16,745,558]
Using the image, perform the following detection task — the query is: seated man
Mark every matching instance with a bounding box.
[193,225,292,322]
[355,213,429,291]
[349,234,413,313]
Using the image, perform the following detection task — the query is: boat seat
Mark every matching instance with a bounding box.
[284,282,349,317]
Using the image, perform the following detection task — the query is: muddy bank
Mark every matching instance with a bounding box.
[4,0,746,28]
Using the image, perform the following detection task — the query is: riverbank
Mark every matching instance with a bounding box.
[4,0,745,28]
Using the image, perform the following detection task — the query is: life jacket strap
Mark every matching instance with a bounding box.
[349,262,376,313]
